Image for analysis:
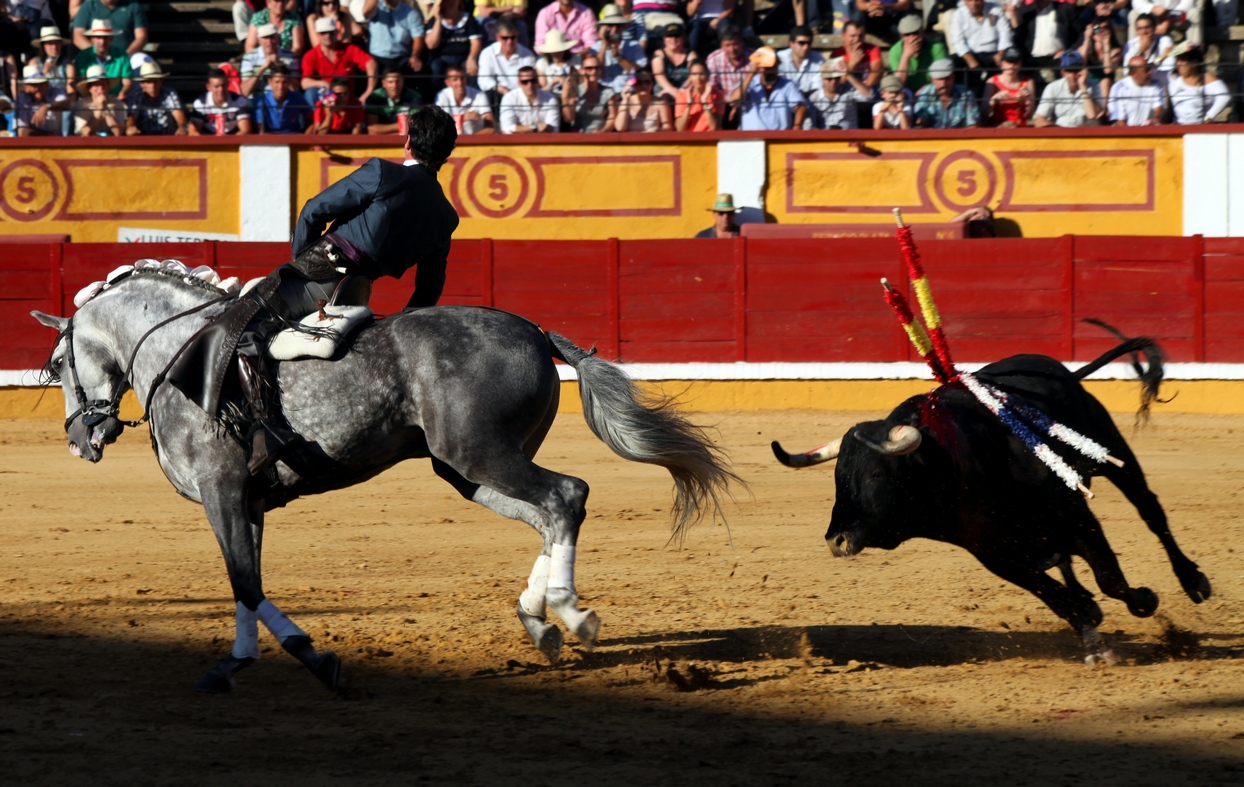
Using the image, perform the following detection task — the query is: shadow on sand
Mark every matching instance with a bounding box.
[1,615,1240,786]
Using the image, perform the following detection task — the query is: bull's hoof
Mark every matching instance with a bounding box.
[1084,649,1120,667]
[1181,570,1212,603]
[312,651,341,691]
[1126,587,1159,618]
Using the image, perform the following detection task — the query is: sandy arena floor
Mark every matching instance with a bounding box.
[1,407,1243,785]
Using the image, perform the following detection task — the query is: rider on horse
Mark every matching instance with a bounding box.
[169,105,461,475]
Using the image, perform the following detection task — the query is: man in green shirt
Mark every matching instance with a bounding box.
[365,69,424,134]
[887,15,948,95]
[74,20,134,97]
[73,0,148,56]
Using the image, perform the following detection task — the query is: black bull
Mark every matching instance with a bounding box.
[773,335,1212,660]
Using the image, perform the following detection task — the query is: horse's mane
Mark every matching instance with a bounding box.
[127,264,233,296]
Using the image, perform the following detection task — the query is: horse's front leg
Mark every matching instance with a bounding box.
[197,490,339,693]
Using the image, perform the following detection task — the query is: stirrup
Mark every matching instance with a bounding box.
[247,422,303,476]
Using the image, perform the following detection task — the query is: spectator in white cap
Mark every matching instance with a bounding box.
[244,0,305,56]
[73,19,133,97]
[913,57,979,128]
[808,56,870,129]
[307,0,358,50]
[31,26,77,105]
[241,22,301,96]
[72,63,126,136]
[15,61,71,137]
[126,60,189,135]
[73,0,148,56]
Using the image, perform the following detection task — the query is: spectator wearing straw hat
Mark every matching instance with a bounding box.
[733,46,807,131]
[302,15,377,106]
[30,26,76,104]
[15,61,70,136]
[695,194,741,239]
[594,4,647,95]
[190,67,254,135]
[535,29,580,95]
[73,0,147,56]
[808,56,869,129]
[125,60,188,135]
[913,57,979,128]
[74,19,133,96]
[241,22,300,97]
[71,63,125,135]
[535,0,597,56]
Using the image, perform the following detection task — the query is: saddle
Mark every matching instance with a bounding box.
[268,277,373,361]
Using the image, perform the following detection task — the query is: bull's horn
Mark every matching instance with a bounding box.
[857,425,922,456]
[772,438,842,468]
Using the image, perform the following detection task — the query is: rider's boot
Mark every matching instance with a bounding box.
[238,354,302,476]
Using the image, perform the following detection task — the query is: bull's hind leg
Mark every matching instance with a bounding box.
[1102,459,1212,603]
[432,457,597,663]
[1071,512,1160,620]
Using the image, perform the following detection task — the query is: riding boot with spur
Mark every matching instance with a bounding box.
[238,354,302,476]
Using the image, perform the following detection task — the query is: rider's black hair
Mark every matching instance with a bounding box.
[407,105,457,173]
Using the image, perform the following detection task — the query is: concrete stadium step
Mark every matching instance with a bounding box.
[148,20,238,37]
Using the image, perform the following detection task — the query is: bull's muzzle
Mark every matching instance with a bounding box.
[826,530,860,558]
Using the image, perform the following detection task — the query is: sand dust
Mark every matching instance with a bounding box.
[2,409,1242,784]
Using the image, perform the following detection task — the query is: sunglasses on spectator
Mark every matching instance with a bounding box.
[498,35,517,40]
[793,39,812,45]
[519,77,535,84]
[581,65,599,71]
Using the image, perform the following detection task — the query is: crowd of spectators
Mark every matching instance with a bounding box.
[0,0,1238,135]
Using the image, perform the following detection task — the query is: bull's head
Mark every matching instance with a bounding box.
[773,421,926,557]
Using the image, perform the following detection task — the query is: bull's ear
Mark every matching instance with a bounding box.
[31,311,68,331]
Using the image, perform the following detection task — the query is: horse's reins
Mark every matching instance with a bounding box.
[61,290,235,434]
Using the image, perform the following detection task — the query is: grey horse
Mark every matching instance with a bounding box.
[33,266,738,693]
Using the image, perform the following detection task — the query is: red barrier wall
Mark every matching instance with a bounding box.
[5,237,1242,371]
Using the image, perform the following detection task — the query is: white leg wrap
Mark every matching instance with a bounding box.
[232,602,260,660]
[548,543,576,594]
[256,599,306,644]
[519,555,551,617]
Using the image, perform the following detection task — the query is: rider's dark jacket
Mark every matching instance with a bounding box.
[292,157,459,307]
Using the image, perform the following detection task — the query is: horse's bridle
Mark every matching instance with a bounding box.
[59,290,235,435]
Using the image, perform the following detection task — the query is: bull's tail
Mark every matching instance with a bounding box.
[547,332,740,542]
[1075,318,1166,422]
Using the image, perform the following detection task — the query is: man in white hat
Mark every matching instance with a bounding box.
[73,19,133,97]
[126,61,189,136]
[241,22,300,97]
[592,4,646,94]
[72,63,126,135]
[535,0,597,55]
[73,0,148,56]
[695,194,742,238]
[15,62,71,137]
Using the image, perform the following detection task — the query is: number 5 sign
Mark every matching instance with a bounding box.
[0,159,60,222]
[932,151,998,212]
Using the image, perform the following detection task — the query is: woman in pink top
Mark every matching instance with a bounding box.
[614,67,672,131]
[674,61,723,131]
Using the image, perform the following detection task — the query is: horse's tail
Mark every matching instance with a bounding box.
[547,332,740,542]
[1075,318,1167,423]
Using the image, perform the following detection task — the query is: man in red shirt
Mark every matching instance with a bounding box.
[301,17,377,107]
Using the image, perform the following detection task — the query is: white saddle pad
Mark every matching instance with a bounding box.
[267,305,373,361]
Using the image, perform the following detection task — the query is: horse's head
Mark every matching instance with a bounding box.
[32,309,128,462]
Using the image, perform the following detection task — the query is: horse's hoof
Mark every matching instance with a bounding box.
[1183,571,1212,603]
[1127,587,1159,618]
[1085,649,1120,667]
[195,667,235,694]
[536,624,564,664]
[313,651,341,691]
[574,610,600,650]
